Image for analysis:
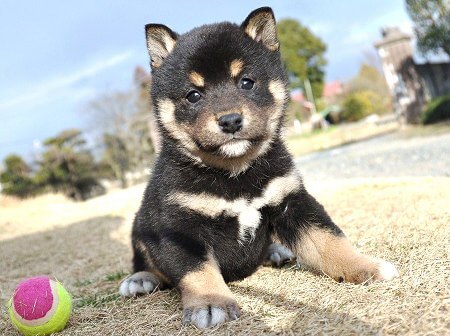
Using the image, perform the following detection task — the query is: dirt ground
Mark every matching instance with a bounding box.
[1,177,449,335]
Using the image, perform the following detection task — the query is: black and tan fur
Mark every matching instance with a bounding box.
[119,7,398,329]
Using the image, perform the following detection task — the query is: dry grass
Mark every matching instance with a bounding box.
[285,120,450,158]
[286,121,399,157]
[396,121,450,138]
[1,177,449,335]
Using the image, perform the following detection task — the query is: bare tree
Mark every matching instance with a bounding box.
[134,67,161,154]
[362,49,383,73]
[85,88,154,187]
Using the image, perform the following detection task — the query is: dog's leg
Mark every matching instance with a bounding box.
[180,253,240,328]
[120,239,170,297]
[121,233,239,328]
[275,189,399,284]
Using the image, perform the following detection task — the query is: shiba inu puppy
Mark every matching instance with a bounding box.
[119,7,398,329]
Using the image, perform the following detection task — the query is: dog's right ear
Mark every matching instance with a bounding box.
[145,24,178,69]
[241,7,279,51]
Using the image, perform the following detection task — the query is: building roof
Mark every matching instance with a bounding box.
[290,81,344,103]
[290,90,305,102]
[374,27,411,48]
[323,80,343,98]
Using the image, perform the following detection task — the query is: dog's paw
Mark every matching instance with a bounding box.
[264,243,295,267]
[119,271,160,297]
[183,301,240,329]
[374,259,399,281]
[340,258,399,284]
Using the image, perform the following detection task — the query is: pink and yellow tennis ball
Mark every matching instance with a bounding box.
[8,276,72,336]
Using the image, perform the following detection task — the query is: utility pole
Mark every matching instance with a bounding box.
[304,78,317,114]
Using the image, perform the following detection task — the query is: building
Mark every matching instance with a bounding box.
[290,81,343,111]
[374,27,450,123]
[322,80,344,105]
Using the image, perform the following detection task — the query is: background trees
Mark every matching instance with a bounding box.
[277,19,327,99]
[405,0,450,58]
[1,129,103,200]
[85,88,154,188]
[340,64,392,121]
[0,154,37,198]
[1,67,156,199]
[34,129,103,200]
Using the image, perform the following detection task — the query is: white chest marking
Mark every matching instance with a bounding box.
[167,170,301,242]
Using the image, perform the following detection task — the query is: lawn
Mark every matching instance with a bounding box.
[285,119,399,157]
[1,175,449,335]
[285,120,450,160]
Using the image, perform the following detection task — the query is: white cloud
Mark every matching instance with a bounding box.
[0,50,135,111]
[309,22,333,36]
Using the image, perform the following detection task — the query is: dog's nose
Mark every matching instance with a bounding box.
[218,113,243,134]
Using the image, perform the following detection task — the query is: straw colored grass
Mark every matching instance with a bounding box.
[286,121,398,157]
[285,120,450,157]
[1,177,449,335]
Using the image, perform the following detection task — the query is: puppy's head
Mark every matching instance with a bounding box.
[146,7,288,173]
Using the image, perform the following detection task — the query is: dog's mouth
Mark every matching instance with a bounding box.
[218,139,252,157]
[194,135,267,158]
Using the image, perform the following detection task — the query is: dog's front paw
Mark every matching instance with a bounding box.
[183,300,240,329]
[119,271,160,297]
[374,259,399,281]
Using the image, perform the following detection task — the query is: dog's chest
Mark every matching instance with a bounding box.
[167,169,301,241]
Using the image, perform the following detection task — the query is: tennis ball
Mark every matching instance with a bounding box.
[8,276,72,336]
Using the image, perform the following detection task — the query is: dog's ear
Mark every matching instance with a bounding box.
[241,7,279,51]
[145,24,178,69]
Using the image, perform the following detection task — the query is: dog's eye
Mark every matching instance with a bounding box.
[186,90,201,103]
[240,78,255,90]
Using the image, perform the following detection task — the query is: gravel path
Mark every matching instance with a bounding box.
[295,132,450,181]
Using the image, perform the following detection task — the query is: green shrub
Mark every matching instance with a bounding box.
[341,91,373,121]
[0,175,38,198]
[0,154,40,198]
[35,129,104,200]
[421,94,450,125]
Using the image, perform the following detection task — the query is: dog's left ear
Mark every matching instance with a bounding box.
[241,7,279,51]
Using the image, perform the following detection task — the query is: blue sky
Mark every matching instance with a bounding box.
[0,0,413,162]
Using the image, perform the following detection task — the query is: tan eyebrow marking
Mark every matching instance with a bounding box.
[268,79,287,103]
[267,79,287,134]
[230,59,244,77]
[189,71,205,87]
